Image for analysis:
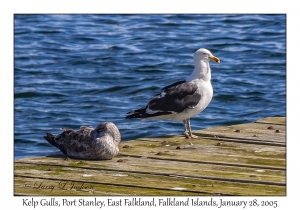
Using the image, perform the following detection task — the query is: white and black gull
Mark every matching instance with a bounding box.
[126,48,220,139]
[44,122,121,160]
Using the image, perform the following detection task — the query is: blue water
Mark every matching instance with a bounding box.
[14,14,286,159]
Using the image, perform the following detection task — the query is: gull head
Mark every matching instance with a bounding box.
[194,48,220,63]
[94,122,121,143]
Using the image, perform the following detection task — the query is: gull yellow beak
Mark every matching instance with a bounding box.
[209,56,220,63]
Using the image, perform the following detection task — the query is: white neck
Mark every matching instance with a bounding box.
[186,60,211,82]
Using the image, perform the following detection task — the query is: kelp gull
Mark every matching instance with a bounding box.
[126,48,220,139]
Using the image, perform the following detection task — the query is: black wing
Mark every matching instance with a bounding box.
[148,81,201,113]
[161,80,186,91]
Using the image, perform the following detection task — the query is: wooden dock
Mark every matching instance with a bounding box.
[14,116,286,196]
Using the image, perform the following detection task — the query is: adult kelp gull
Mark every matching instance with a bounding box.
[44,122,121,160]
[126,48,220,139]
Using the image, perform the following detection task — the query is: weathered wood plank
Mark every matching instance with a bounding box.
[193,122,285,144]
[119,137,286,168]
[15,177,206,196]
[14,117,286,196]
[255,116,286,125]
[14,161,285,196]
[14,158,285,185]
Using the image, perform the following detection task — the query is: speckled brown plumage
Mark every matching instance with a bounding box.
[44,122,121,160]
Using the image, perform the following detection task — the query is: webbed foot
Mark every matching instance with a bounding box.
[182,131,200,139]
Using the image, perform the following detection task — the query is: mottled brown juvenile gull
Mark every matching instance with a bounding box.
[44,122,121,160]
[126,48,220,139]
